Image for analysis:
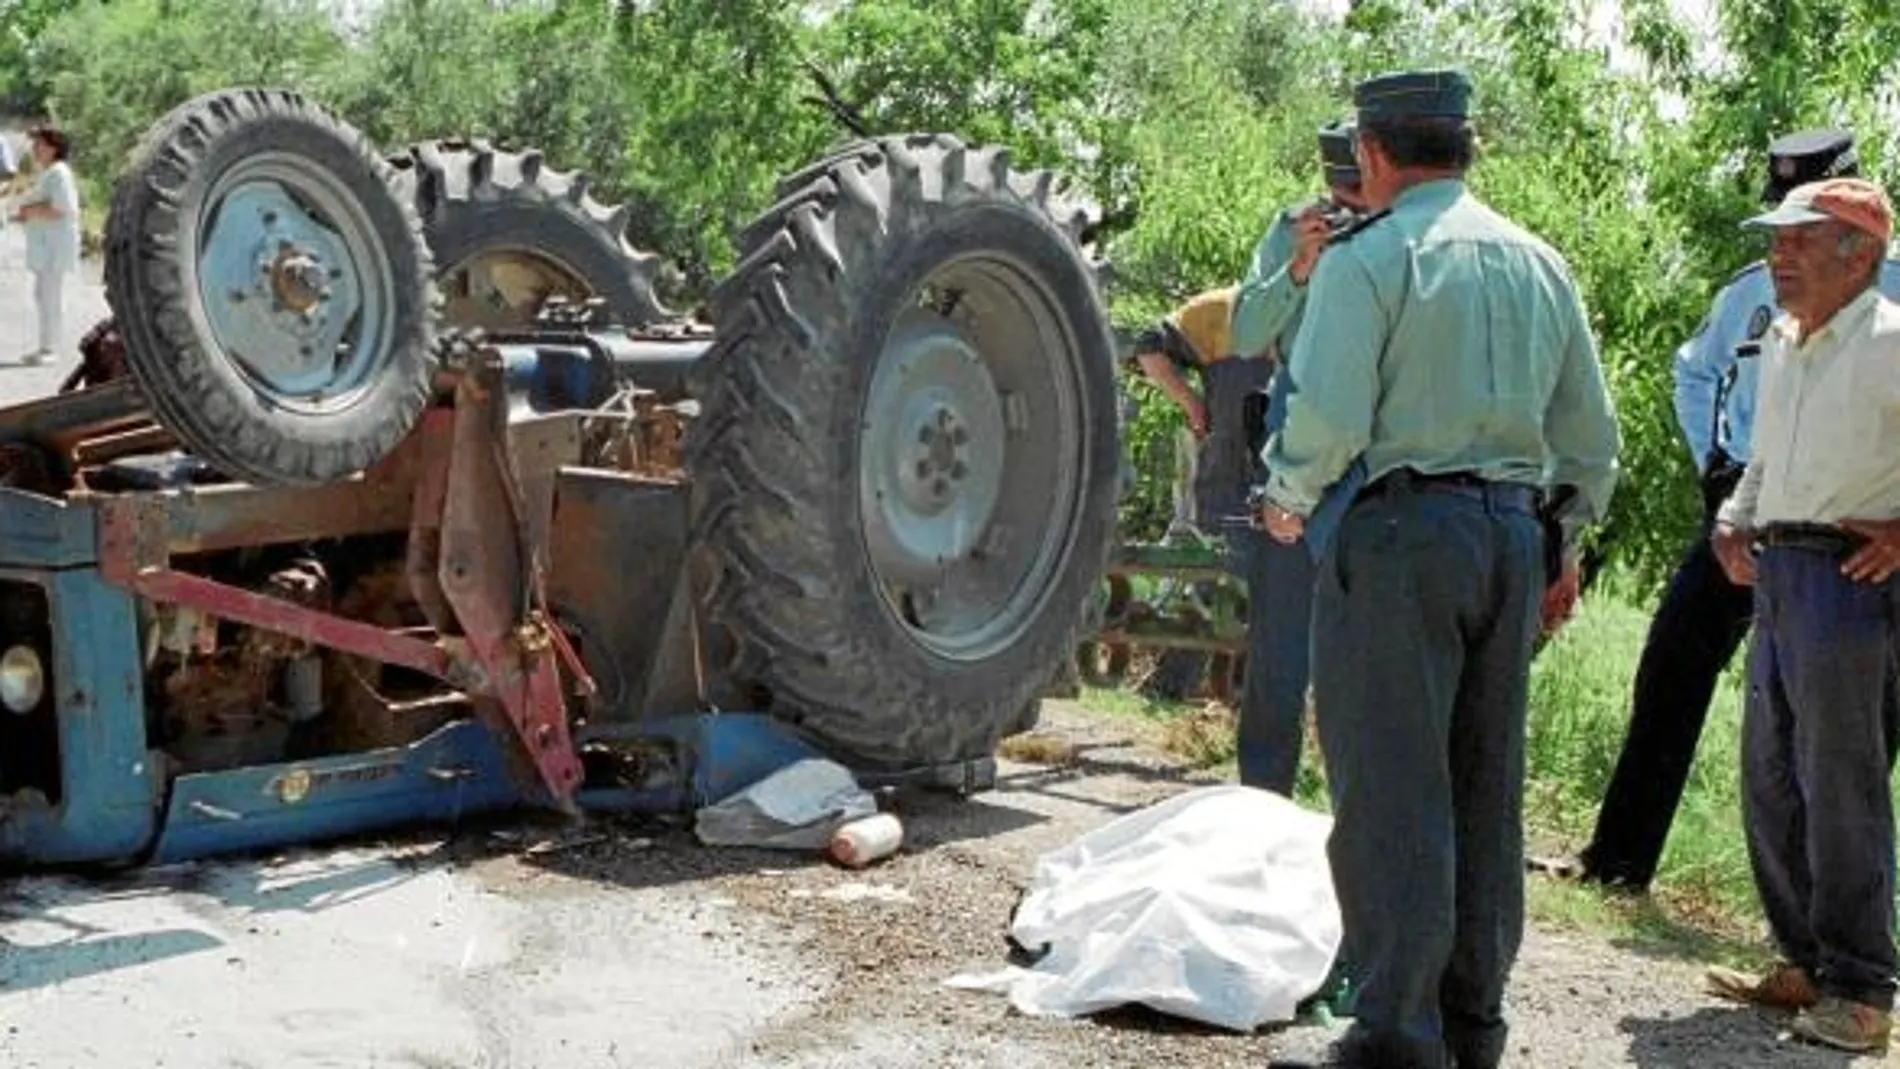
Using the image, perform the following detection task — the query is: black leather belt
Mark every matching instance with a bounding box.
[1756,522,1866,556]
[1361,468,1543,516]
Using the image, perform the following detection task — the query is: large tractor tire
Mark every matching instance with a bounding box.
[687,134,1119,770]
[385,141,670,331]
[104,88,438,487]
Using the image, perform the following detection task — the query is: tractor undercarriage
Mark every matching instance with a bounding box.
[0,88,1119,872]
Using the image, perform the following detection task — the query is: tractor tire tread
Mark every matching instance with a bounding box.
[104,86,438,487]
[686,133,1114,768]
[383,139,670,329]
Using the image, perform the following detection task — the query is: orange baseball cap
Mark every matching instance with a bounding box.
[1745,177,1894,245]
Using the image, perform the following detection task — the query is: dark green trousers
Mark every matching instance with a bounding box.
[1314,481,1544,1069]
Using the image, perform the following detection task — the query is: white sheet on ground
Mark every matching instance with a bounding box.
[944,784,1341,1032]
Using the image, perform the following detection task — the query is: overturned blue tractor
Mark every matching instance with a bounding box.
[0,88,1120,871]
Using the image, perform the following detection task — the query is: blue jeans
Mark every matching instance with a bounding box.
[1224,521,1316,796]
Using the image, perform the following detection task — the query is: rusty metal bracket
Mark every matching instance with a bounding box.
[86,344,593,814]
[95,495,459,683]
[430,352,586,811]
[95,494,170,585]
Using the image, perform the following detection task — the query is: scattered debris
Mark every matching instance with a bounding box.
[695,758,879,851]
[788,882,915,905]
[523,833,610,857]
[828,813,904,869]
[996,732,1082,766]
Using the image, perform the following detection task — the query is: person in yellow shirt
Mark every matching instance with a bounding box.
[1124,285,1289,757]
[1127,285,1243,487]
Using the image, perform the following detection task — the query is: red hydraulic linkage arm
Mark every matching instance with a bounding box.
[94,348,591,813]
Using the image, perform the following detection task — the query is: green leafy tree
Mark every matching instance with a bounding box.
[21,0,1900,595]
[0,0,83,111]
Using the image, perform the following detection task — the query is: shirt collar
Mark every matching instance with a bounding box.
[1392,178,1466,212]
[1777,286,1883,349]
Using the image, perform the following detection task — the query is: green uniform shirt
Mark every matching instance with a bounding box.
[1230,210,1305,360]
[1261,178,1621,525]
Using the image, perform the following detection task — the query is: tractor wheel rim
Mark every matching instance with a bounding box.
[439,247,595,330]
[194,153,396,413]
[858,253,1085,662]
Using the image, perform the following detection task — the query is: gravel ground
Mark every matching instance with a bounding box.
[0,190,1889,1067]
[511,700,1893,1069]
[3,701,1884,1068]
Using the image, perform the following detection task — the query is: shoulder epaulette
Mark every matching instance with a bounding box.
[1327,208,1392,247]
[1724,260,1766,288]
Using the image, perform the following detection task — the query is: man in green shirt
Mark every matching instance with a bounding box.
[1221,120,1371,794]
[1257,71,1621,1068]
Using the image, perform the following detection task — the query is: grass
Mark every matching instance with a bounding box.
[1066,579,1827,965]
[1522,580,1761,929]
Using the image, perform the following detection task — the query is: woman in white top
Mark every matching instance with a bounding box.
[9,125,80,365]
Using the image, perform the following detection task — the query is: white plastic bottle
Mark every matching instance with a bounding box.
[828,812,904,868]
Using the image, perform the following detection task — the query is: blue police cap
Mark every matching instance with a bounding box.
[1317,120,1360,187]
[1353,69,1473,122]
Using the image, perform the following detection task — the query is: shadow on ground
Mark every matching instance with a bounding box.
[1606,898,1768,970]
[0,844,435,995]
[1620,1004,1875,1068]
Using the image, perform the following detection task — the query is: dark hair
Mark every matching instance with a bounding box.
[1361,117,1475,171]
[27,124,69,162]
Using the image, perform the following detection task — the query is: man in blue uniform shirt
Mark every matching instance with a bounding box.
[1223,119,1372,795]
[1257,70,1621,1068]
[1533,129,1900,893]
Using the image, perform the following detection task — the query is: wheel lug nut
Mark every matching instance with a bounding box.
[951,461,967,480]
[915,460,930,479]
[932,478,949,497]
[918,426,933,445]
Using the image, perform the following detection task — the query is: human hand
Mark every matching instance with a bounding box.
[1710,521,1757,586]
[1258,500,1305,544]
[1539,556,1581,637]
[1287,206,1332,286]
[1838,518,1900,583]
[1183,395,1209,440]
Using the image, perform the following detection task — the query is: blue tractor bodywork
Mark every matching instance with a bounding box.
[0,333,988,874]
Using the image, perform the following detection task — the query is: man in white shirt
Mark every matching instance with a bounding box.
[1706,177,1900,1054]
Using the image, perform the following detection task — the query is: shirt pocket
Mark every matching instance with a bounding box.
[1845,348,1900,422]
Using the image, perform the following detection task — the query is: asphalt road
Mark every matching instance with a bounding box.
[0,211,110,402]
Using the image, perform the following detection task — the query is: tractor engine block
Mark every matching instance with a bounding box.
[144,553,333,774]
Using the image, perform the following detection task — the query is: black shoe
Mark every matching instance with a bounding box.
[1525,853,1649,895]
